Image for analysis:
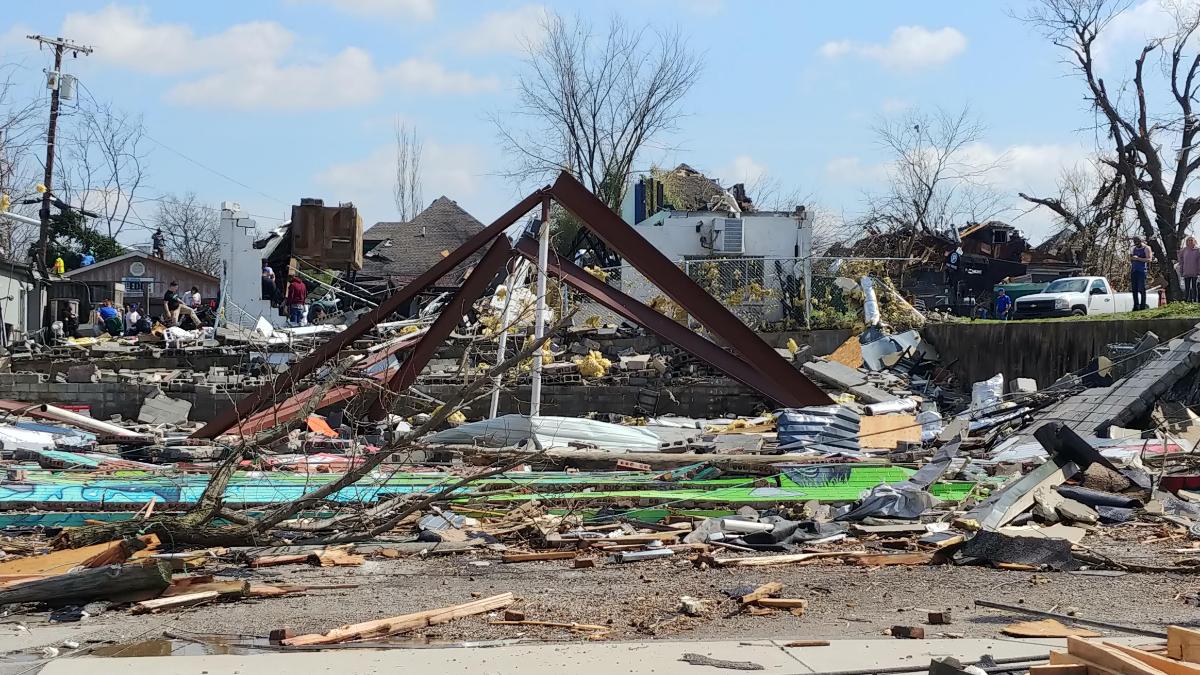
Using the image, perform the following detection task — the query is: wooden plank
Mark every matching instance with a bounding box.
[784,640,830,647]
[858,414,920,450]
[851,552,933,567]
[1067,637,1168,675]
[489,620,609,633]
[249,554,310,568]
[1030,665,1090,675]
[132,590,219,614]
[309,549,364,567]
[1169,627,1200,661]
[1104,642,1200,675]
[740,582,783,604]
[1051,651,1123,675]
[283,593,515,646]
[162,580,248,599]
[754,598,808,609]
[501,551,577,563]
[1002,619,1101,638]
[714,551,865,568]
[0,539,129,575]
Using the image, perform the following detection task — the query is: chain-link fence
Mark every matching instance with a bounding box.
[563,255,908,332]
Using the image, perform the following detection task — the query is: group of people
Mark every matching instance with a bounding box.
[262,264,314,325]
[86,280,206,338]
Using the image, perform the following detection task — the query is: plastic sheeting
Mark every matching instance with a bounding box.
[423,414,661,451]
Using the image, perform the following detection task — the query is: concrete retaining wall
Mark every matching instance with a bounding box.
[922,317,1200,386]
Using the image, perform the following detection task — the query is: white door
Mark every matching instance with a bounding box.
[1088,279,1113,314]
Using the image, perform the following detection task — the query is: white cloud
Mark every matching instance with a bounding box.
[720,155,768,185]
[1093,0,1200,64]
[454,5,549,55]
[819,25,967,70]
[61,6,496,110]
[387,59,500,93]
[292,0,436,20]
[314,141,485,223]
[824,156,890,184]
[62,5,294,76]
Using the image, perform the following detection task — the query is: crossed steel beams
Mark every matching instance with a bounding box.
[192,173,827,439]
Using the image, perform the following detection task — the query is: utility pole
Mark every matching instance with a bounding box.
[26,35,92,278]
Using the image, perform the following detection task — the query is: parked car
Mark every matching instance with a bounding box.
[1012,276,1159,318]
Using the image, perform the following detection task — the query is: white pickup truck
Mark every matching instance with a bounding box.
[1011,276,1159,318]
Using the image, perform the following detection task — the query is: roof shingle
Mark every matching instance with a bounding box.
[362,196,485,285]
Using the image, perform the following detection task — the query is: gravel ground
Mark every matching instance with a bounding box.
[5,550,1195,657]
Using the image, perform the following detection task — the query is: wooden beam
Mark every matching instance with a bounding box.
[739,582,783,604]
[1051,650,1123,675]
[714,551,865,568]
[1104,642,1200,675]
[1030,665,1089,675]
[1169,627,1200,662]
[283,593,515,646]
[133,590,219,614]
[501,551,577,563]
[754,598,808,609]
[1067,637,1168,675]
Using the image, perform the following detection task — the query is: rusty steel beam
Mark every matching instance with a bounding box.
[513,237,808,407]
[191,189,545,439]
[367,237,514,419]
[547,172,828,406]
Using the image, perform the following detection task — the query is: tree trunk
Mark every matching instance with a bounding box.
[0,561,172,605]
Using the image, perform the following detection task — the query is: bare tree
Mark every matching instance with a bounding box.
[856,106,1006,273]
[55,101,147,240]
[0,65,42,260]
[1024,0,1200,300]
[1019,159,1134,280]
[154,193,221,275]
[493,12,704,211]
[393,121,423,221]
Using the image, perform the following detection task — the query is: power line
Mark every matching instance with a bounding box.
[73,79,289,208]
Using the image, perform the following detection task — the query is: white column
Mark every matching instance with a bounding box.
[529,200,550,417]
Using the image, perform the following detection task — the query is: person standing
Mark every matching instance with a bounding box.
[285,275,308,325]
[261,264,279,305]
[1180,237,1200,303]
[1130,236,1153,310]
[994,288,1013,320]
[52,256,65,275]
[152,229,166,258]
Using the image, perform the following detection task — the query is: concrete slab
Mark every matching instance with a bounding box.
[32,637,1147,675]
[38,639,806,675]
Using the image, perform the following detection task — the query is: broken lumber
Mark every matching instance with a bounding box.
[162,579,248,599]
[1066,637,1168,675]
[249,554,310,568]
[132,590,219,614]
[1104,642,1200,675]
[0,561,172,605]
[1169,627,1200,662]
[309,549,364,567]
[740,582,783,604]
[501,551,577,563]
[1002,619,1101,638]
[755,598,808,609]
[0,538,134,576]
[714,551,864,568]
[1029,666,1089,675]
[283,592,515,646]
[784,640,830,647]
[850,552,933,567]
[489,620,609,633]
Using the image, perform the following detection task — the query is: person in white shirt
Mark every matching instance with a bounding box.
[189,286,202,308]
[124,304,141,336]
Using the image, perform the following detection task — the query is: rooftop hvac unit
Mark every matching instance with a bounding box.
[714,218,744,253]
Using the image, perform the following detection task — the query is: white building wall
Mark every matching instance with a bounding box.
[0,271,32,338]
[616,211,811,323]
[218,203,282,327]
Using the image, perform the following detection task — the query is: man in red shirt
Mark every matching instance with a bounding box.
[285,275,308,325]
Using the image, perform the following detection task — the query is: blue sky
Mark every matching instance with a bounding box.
[0,0,1176,246]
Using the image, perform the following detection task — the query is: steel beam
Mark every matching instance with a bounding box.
[368,238,514,418]
[547,172,828,406]
[513,237,806,407]
[192,189,545,439]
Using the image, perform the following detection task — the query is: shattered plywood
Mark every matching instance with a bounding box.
[858,414,920,449]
